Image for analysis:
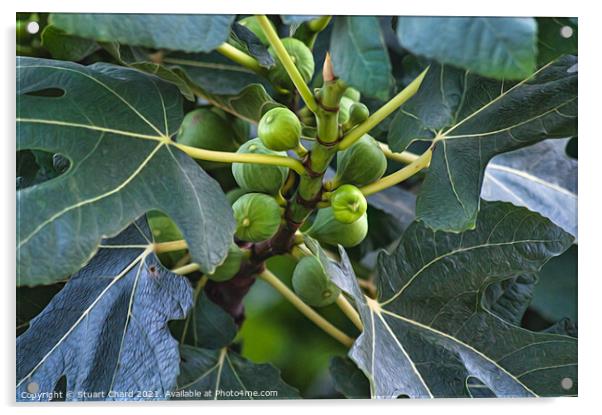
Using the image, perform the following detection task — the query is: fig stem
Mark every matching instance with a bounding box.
[255,15,319,113]
[153,239,188,253]
[174,142,305,174]
[215,42,267,76]
[360,148,433,196]
[258,269,354,347]
[338,66,430,150]
[171,262,200,275]
[378,142,420,164]
[336,294,364,331]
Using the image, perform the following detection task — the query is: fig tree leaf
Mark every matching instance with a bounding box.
[330,16,394,100]
[396,17,537,80]
[482,274,537,326]
[16,219,194,401]
[329,356,370,399]
[388,56,577,231]
[174,290,237,350]
[174,345,300,399]
[17,57,235,285]
[50,13,235,53]
[482,138,578,240]
[230,22,275,68]
[281,15,320,25]
[323,201,576,398]
[537,18,578,66]
[161,52,281,123]
[41,25,99,61]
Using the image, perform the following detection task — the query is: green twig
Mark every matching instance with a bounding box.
[338,67,430,150]
[215,42,267,75]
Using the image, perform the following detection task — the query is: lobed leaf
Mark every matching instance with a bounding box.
[330,16,394,100]
[17,57,235,285]
[396,17,537,80]
[50,13,235,53]
[173,345,300,400]
[323,201,576,398]
[388,56,577,231]
[16,219,194,401]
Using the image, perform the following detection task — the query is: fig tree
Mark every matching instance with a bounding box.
[306,207,368,247]
[330,184,367,224]
[292,256,341,307]
[232,138,289,195]
[232,193,282,242]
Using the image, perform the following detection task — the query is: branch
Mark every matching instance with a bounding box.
[360,148,432,196]
[378,142,420,164]
[172,262,200,275]
[258,269,354,347]
[215,42,267,75]
[255,15,319,113]
[153,240,187,254]
[338,67,429,150]
[174,142,305,175]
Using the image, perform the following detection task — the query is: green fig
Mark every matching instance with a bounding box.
[147,211,186,267]
[292,256,341,307]
[345,102,370,130]
[258,107,302,151]
[343,87,361,102]
[330,184,367,224]
[238,16,274,45]
[232,138,289,195]
[332,134,387,187]
[177,107,249,169]
[232,193,282,242]
[208,244,246,282]
[268,37,315,90]
[306,207,368,247]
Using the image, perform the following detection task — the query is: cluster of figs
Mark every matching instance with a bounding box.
[153,18,387,307]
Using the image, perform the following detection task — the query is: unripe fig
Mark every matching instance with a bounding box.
[268,38,315,90]
[258,107,302,151]
[292,256,341,307]
[333,134,387,187]
[306,207,368,247]
[177,107,248,169]
[225,188,249,205]
[337,96,354,125]
[343,87,361,102]
[232,138,289,195]
[346,102,370,127]
[148,211,183,242]
[208,244,246,282]
[232,193,282,242]
[238,16,274,45]
[330,184,367,224]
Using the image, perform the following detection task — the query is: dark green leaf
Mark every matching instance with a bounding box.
[537,18,578,66]
[330,16,394,100]
[329,356,370,398]
[482,274,537,326]
[16,219,194,401]
[396,17,537,79]
[175,290,237,349]
[325,201,576,398]
[17,57,235,285]
[50,13,235,53]
[389,56,577,231]
[482,139,577,239]
[230,23,275,68]
[16,283,64,335]
[543,318,577,338]
[173,345,300,399]
[41,25,99,61]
